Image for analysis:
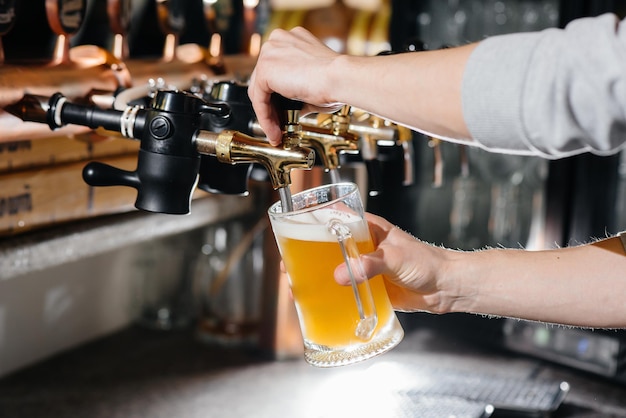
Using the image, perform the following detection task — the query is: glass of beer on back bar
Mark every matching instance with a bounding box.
[268,182,404,367]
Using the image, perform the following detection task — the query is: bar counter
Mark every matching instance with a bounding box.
[1,316,625,418]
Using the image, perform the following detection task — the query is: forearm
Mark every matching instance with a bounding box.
[250,27,477,145]
[446,236,626,328]
[327,44,477,141]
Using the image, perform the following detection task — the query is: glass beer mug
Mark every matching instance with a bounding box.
[268,182,404,367]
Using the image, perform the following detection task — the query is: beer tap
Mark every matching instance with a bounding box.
[5,89,314,215]
[123,0,224,91]
[202,0,226,75]
[0,1,17,65]
[107,0,132,61]
[296,108,410,196]
[358,112,415,191]
[197,82,315,203]
[195,80,259,196]
[250,105,360,185]
[350,110,386,196]
[302,105,359,184]
[155,0,185,63]
[268,93,309,212]
[46,0,87,66]
[0,0,132,143]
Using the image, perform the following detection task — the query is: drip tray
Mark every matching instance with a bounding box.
[314,361,569,418]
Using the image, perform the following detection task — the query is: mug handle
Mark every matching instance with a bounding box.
[328,219,378,340]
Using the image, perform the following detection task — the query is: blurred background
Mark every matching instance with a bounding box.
[1,1,626,416]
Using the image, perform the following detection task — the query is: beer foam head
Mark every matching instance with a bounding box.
[272,208,369,242]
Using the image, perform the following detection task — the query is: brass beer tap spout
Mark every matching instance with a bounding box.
[298,105,359,174]
[195,129,315,190]
[299,125,359,172]
[299,113,397,141]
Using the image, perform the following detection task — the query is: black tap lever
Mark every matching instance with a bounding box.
[82,90,230,214]
[8,90,231,214]
[272,93,304,148]
[197,81,259,195]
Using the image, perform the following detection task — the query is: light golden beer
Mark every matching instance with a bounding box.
[270,200,404,367]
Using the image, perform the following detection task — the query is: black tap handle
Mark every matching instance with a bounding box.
[197,155,252,195]
[196,81,257,195]
[83,161,140,188]
[271,93,303,127]
[271,93,304,111]
[83,149,200,214]
[365,159,383,197]
[77,90,215,214]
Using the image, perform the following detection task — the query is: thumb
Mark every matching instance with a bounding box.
[334,252,383,286]
[334,262,351,285]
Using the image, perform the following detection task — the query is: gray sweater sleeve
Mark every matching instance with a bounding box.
[462,13,626,159]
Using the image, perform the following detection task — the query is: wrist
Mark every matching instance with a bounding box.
[326,54,377,107]
[325,54,352,104]
[437,247,484,315]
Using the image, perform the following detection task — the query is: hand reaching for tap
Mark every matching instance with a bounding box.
[248,26,474,146]
[248,27,345,146]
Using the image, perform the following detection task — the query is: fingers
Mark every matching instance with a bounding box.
[333,213,399,286]
[248,68,283,146]
[334,249,386,286]
[247,30,281,145]
[248,26,340,146]
[248,28,304,145]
